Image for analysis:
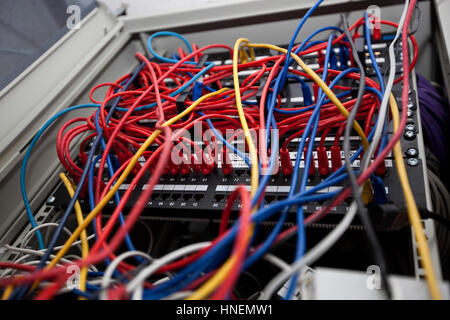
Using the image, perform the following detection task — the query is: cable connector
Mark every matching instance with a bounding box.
[191,153,203,174]
[330,49,338,70]
[375,159,386,177]
[168,154,179,175]
[280,148,293,176]
[330,145,342,173]
[317,50,325,69]
[362,179,373,205]
[368,202,409,231]
[221,147,233,176]
[301,83,313,106]
[201,163,214,176]
[180,161,191,175]
[313,83,319,103]
[317,146,329,176]
[339,44,349,71]
[370,175,387,204]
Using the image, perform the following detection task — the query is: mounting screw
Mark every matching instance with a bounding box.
[407,158,419,166]
[407,110,414,118]
[405,147,418,157]
[405,124,416,132]
[47,196,56,204]
[404,130,416,140]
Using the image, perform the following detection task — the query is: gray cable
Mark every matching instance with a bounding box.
[260,3,411,299]
[259,201,359,299]
[361,0,409,171]
[341,14,391,299]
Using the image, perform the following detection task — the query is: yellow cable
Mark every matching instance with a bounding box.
[186,39,259,300]
[245,42,369,150]
[231,38,259,197]
[1,284,14,300]
[389,94,442,299]
[59,173,89,298]
[187,39,371,300]
[187,257,237,300]
[2,173,92,300]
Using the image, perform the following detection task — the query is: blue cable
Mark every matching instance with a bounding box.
[364,12,389,192]
[20,104,100,250]
[274,90,351,114]
[93,111,139,256]
[148,31,194,64]
[9,64,146,300]
[265,0,324,146]
[116,63,215,113]
[294,26,343,54]
[284,33,335,299]
[364,12,385,93]
[36,63,144,268]
[88,155,122,278]
[142,32,381,299]
[142,72,384,299]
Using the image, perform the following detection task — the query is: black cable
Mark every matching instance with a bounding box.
[421,210,450,231]
[341,15,392,299]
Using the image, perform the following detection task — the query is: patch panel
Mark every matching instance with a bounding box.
[51,37,428,232]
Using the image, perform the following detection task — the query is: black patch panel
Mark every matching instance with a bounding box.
[52,35,428,229]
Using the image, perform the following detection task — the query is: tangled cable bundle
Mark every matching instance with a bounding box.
[0,0,444,300]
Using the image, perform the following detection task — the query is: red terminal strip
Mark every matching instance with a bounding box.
[313,83,319,102]
[375,161,386,176]
[317,50,325,69]
[221,147,233,176]
[372,144,386,176]
[280,148,293,176]
[180,161,191,175]
[317,146,330,176]
[202,164,214,176]
[168,152,180,175]
[372,19,381,40]
[331,145,342,173]
[191,154,203,174]
[375,152,387,177]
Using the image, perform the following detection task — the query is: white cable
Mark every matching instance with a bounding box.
[62,254,99,272]
[126,242,210,300]
[4,245,78,265]
[0,254,33,278]
[100,250,153,300]
[20,223,83,253]
[259,201,358,299]
[3,245,98,274]
[163,291,194,300]
[262,253,290,271]
[51,278,116,295]
[153,276,172,286]
[19,222,96,251]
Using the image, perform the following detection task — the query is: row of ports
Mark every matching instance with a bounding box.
[146,192,289,204]
[214,193,287,204]
[149,193,204,202]
[146,192,348,205]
